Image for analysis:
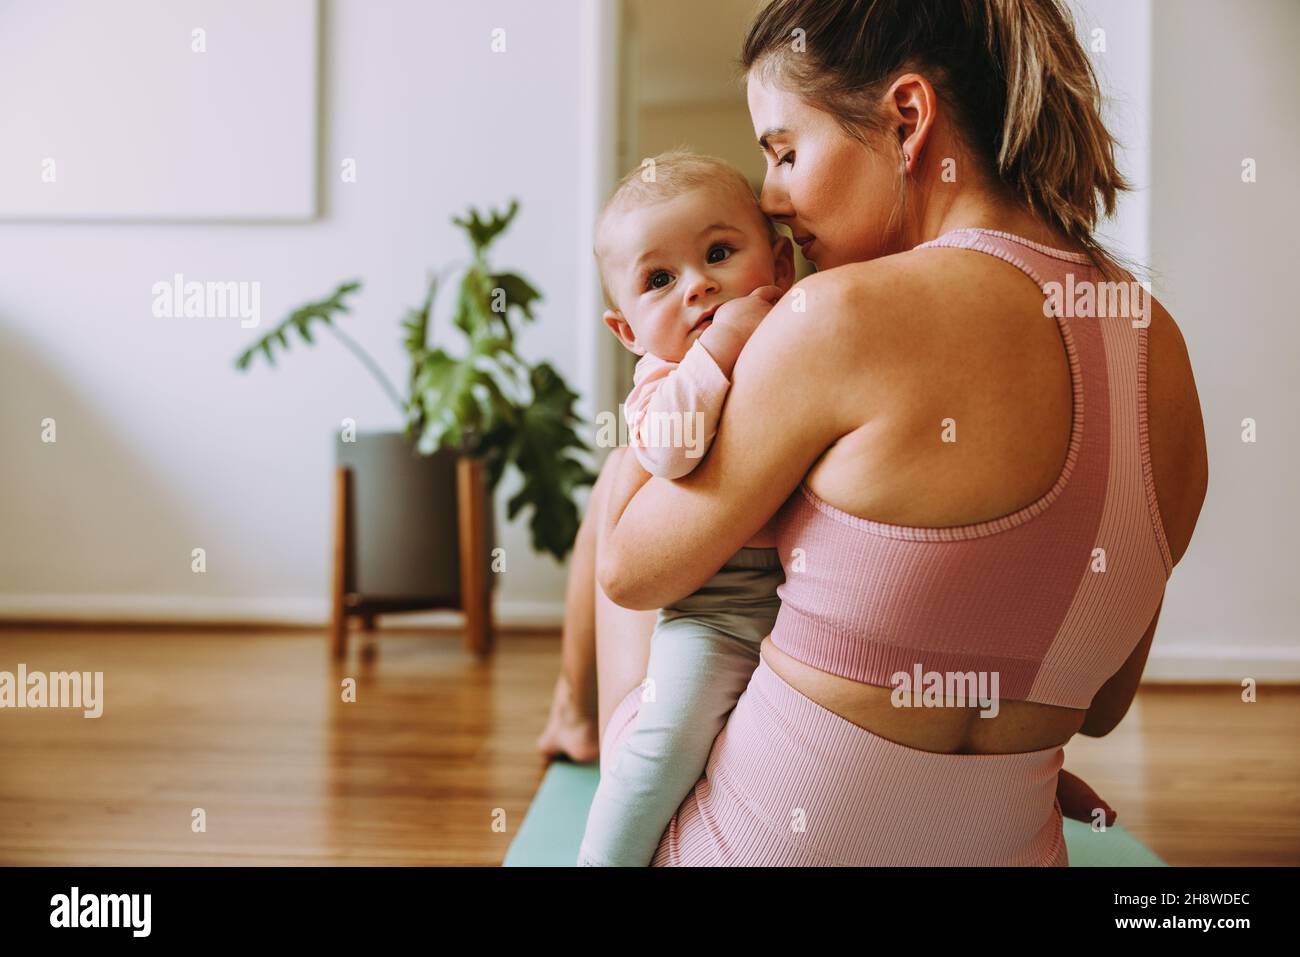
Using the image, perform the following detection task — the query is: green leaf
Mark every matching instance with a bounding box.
[401,271,443,432]
[488,271,542,323]
[400,272,439,358]
[232,279,362,371]
[411,346,497,456]
[500,361,597,560]
[452,199,520,256]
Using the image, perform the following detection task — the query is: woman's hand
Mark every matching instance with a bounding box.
[1056,767,1117,827]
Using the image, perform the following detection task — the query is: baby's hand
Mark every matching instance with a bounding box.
[699,286,784,377]
[713,285,783,342]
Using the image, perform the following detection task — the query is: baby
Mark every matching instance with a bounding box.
[576,150,795,866]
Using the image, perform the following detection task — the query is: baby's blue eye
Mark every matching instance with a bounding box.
[707,244,734,264]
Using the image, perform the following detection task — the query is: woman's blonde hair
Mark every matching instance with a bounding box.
[742,0,1131,277]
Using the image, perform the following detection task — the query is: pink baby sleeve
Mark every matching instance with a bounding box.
[622,340,731,479]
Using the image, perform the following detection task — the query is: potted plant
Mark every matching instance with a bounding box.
[234,200,595,657]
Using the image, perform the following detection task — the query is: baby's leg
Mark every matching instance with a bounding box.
[576,615,766,866]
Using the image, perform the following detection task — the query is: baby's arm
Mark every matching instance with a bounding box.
[624,343,731,480]
[623,287,781,479]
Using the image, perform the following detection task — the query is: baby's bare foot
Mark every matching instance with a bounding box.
[536,673,600,764]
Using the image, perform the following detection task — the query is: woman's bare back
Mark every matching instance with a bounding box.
[761,244,1208,755]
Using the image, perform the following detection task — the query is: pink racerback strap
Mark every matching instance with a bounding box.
[767,228,1172,709]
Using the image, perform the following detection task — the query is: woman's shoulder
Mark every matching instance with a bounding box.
[782,252,920,335]
[758,252,991,434]
[801,244,999,308]
[805,252,1207,569]
[785,246,1018,353]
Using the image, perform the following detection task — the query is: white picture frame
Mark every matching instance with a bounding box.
[0,0,319,221]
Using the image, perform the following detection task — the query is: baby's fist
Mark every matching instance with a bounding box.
[712,286,781,340]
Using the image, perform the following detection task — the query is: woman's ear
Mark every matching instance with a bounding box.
[603,309,643,355]
[888,72,938,172]
[771,235,796,291]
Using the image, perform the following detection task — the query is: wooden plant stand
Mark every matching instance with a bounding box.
[329,455,494,660]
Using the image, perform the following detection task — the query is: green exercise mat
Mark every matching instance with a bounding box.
[504,760,1167,867]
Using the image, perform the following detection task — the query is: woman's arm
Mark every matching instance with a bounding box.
[1079,601,1161,737]
[598,280,865,610]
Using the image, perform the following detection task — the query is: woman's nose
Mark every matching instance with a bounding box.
[759,172,792,220]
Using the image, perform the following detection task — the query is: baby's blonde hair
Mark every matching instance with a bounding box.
[594,149,777,311]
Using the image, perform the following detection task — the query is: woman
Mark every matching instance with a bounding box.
[539,0,1207,865]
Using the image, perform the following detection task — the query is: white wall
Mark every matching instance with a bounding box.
[0,0,601,626]
[1145,0,1300,677]
[3,0,1296,679]
[0,0,319,220]
[1023,0,1300,678]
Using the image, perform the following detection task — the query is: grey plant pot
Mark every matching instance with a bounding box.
[334,430,497,602]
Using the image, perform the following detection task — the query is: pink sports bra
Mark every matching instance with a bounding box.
[768,228,1173,710]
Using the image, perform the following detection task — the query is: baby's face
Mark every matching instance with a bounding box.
[601,187,787,362]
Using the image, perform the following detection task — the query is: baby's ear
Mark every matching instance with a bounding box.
[603,309,643,355]
[772,235,796,291]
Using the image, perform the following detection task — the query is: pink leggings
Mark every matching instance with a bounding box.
[602,657,1068,866]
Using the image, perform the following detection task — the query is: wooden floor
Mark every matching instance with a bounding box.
[0,625,1296,866]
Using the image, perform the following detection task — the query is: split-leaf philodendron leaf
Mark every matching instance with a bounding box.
[235,201,596,561]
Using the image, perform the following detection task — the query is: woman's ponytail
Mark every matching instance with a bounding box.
[985,0,1130,265]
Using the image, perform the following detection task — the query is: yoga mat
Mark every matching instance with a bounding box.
[504,761,1167,867]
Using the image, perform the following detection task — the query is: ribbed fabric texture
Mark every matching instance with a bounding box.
[600,227,1171,866]
[769,228,1172,710]
[601,661,1069,866]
